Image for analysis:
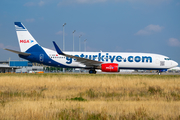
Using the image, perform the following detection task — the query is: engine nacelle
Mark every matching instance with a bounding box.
[101,63,119,72]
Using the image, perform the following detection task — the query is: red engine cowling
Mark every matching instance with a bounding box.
[101,63,119,72]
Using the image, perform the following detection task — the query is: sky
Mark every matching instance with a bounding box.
[0,0,180,65]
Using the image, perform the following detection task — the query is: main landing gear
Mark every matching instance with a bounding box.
[157,70,162,75]
[89,69,97,74]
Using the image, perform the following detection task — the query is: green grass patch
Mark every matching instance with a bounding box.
[148,86,162,94]
[69,97,87,101]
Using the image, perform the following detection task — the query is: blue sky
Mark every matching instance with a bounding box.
[0,0,180,65]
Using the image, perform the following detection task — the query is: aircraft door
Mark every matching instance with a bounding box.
[39,54,44,62]
[156,57,160,65]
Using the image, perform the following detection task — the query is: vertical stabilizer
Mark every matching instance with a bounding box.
[14,22,39,52]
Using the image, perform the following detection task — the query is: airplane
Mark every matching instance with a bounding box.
[168,67,180,72]
[4,22,178,74]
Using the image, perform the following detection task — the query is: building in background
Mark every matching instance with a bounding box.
[0,60,43,73]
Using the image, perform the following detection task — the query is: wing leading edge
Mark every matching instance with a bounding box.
[53,41,102,67]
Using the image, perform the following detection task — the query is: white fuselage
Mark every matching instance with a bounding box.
[43,48,178,70]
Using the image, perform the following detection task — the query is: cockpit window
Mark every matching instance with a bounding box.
[164,58,171,60]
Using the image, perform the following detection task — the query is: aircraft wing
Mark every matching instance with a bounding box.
[53,41,102,67]
[4,48,31,56]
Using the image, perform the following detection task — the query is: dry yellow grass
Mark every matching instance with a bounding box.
[0,74,180,119]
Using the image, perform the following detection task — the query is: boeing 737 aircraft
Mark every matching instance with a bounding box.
[4,22,178,74]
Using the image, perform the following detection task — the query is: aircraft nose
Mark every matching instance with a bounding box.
[173,61,178,67]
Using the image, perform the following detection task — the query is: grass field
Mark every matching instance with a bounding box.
[0,73,180,120]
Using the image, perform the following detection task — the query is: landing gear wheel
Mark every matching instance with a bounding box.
[89,69,97,74]
[157,70,161,75]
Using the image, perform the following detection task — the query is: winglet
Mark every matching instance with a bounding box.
[14,22,27,31]
[53,41,65,55]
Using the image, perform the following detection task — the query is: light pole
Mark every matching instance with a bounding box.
[79,35,82,52]
[63,23,66,73]
[84,39,87,52]
[72,30,76,73]
[73,30,76,52]
[63,23,66,51]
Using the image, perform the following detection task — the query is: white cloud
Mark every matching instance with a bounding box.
[74,32,86,37]
[24,2,35,6]
[39,1,45,6]
[24,1,45,7]
[146,24,163,32]
[58,0,107,5]
[56,31,63,35]
[26,18,35,23]
[116,0,171,4]
[135,30,151,35]
[135,24,164,35]
[0,43,4,49]
[0,43,19,50]
[168,38,180,47]
[176,2,180,6]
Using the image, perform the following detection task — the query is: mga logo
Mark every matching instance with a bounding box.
[106,66,114,70]
[20,40,34,43]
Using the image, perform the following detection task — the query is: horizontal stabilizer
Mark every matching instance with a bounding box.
[4,48,31,56]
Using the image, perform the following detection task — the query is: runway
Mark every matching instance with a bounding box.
[96,72,180,75]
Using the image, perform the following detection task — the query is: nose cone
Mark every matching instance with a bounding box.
[173,61,178,67]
